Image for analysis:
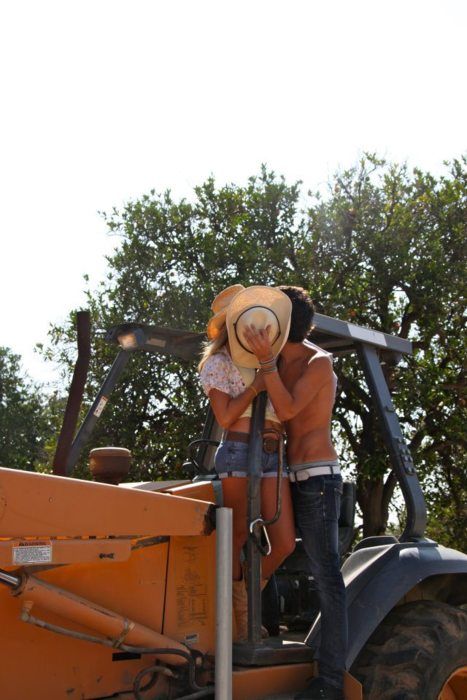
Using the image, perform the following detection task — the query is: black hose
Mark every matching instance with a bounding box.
[132,662,175,700]
[122,645,204,696]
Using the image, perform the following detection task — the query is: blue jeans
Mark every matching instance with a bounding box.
[292,474,348,690]
[214,439,285,477]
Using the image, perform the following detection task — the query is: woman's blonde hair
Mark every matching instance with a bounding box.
[198,324,228,372]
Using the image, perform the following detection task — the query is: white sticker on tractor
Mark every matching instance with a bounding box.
[13,541,53,565]
[93,396,108,417]
[347,323,387,346]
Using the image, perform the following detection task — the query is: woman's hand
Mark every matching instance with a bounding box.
[243,324,274,362]
[252,369,266,394]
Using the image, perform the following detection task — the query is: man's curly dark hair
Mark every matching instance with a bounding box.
[278,286,315,343]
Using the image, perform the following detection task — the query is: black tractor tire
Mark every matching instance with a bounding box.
[351,600,467,699]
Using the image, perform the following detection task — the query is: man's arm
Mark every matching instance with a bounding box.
[242,324,332,421]
[261,356,332,421]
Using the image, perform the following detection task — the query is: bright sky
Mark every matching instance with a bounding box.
[0,0,465,386]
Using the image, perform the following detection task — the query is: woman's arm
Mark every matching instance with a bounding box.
[208,372,265,429]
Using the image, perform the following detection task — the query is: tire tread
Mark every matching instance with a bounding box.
[351,600,467,699]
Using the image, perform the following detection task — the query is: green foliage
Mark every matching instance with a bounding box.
[0,348,54,471]
[45,157,467,549]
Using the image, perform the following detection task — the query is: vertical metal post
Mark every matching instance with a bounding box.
[53,311,91,476]
[357,343,427,540]
[246,392,267,643]
[215,507,233,700]
[196,407,222,472]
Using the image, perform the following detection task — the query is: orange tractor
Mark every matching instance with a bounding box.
[0,312,466,699]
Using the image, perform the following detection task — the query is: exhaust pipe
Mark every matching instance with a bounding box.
[53,310,91,476]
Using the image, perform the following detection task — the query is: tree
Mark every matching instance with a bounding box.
[45,157,467,549]
[309,157,466,547]
[0,348,52,471]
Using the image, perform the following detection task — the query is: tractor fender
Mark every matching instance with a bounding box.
[304,540,467,668]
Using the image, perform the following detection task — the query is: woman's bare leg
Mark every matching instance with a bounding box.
[220,476,249,580]
[260,477,296,581]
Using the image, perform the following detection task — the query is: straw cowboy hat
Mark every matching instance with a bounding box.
[226,286,292,368]
[206,284,245,340]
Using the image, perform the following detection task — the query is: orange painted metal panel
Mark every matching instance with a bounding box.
[0,537,132,566]
[0,542,172,699]
[17,573,189,666]
[233,664,312,699]
[163,533,217,654]
[232,665,362,700]
[167,480,220,503]
[120,479,192,491]
[0,467,214,538]
[34,541,169,631]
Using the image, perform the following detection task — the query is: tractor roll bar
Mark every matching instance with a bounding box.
[357,343,427,540]
[62,315,425,542]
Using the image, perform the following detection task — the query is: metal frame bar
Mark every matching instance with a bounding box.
[312,313,412,355]
[357,343,427,540]
[106,317,412,359]
[65,350,132,475]
[246,392,267,644]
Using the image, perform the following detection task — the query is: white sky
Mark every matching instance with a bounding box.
[0,0,465,386]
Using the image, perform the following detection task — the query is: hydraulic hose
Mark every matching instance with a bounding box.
[11,573,190,666]
[0,568,20,588]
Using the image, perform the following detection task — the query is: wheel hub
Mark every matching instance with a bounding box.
[439,666,467,700]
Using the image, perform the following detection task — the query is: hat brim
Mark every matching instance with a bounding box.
[206,284,246,339]
[210,284,245,314]
[207,311,227,340]
[226,286,292,368]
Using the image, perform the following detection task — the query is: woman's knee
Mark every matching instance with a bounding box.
[285,533,297,559]
[269,532,295,565]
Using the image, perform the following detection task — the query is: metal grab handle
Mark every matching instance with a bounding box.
[186,438,220,473]
[248,429,285,555]
[249,519,272,556]
[260,429,284,527]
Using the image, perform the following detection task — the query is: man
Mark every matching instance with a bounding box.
[243,286,347,700]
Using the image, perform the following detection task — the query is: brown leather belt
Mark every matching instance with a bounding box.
[224,431,281,454]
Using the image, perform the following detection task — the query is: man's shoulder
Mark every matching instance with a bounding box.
[302,340,333,365]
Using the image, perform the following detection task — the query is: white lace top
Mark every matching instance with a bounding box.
[200,347,254,398]
[199,347,279,422]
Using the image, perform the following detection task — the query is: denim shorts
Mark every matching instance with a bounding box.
[214,439,286,479]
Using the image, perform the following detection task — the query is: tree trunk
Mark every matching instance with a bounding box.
[357,473,396,538]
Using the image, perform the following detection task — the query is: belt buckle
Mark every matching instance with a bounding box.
[263,438,277,454]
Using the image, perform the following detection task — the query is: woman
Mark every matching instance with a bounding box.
[198,284,296,641]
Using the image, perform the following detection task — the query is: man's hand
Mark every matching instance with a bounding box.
[243,324,274,362]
